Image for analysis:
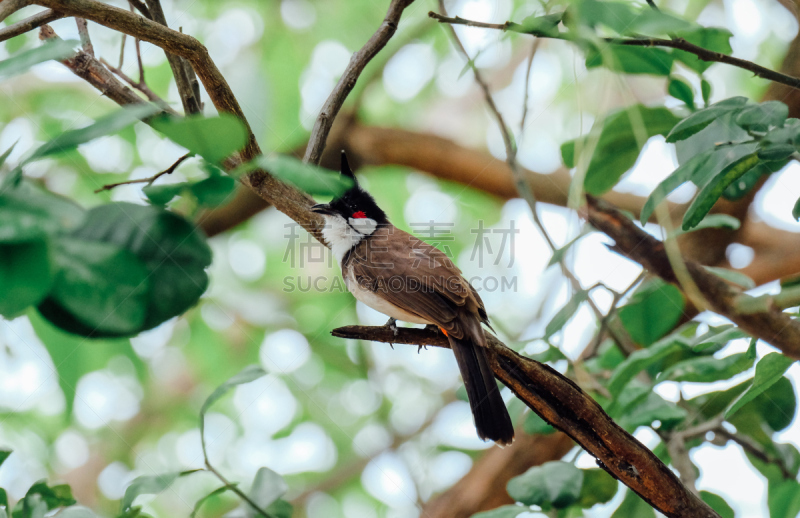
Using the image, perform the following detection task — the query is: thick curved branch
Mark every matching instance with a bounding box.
[331,325,719,518]
[585,196,800,359]
[303,0,415,165]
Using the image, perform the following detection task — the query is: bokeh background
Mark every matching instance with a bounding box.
[2,0,800,516]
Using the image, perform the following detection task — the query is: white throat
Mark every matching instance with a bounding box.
[320,214,378,263]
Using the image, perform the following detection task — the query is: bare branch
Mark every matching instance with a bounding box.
[584,195,800,359]
[331,324,720,518]
[75,17,93,56]
[303,0,416,165]
[428,11,800,92]
[519,38,541,136]
[99,57,172,109]
[95,152,191,193]
[0,8,63,42]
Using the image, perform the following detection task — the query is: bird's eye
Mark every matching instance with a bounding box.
[351,211,367,219]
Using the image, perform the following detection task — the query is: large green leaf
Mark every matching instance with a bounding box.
[69,203,211,333]
[725,353,796,419]
[561,105,680,195]
[668,76,695,109]
[768,480,800,518]
[640,149,712,223]
[665,97,748,143]
[0,240,52,318]
[618,279,685,346]
[0,181,85,243]
[44,238,150,335]
[659,338,756,383]
[700,491,734,518]
[506,461,583,509]
[672,27,733,73]
[610,489,655,518]
[576,469,617,508]
[12,480,76,518]
[0,39,78,79]
[585,46,674,76]
[608,335,688,396]
[189,174,236,207]
[734,101,788,132]
[682,152,759,230]
[24,104,160,163]
[616,389,687,430]
[567,0,638,34]
[235,154,354,197]
[523,411,556,435]
[512,12,564,37]
[151,114,248,164]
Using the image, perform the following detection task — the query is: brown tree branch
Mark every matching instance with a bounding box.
[303,0,415,165]
[331,325,719,518]
[429,11,800,91]
[0,0,32,23]
[75,16,92,56]
[0,8,63,42]
[585,195,800,359]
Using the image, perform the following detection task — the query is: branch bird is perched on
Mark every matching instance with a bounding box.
[312,152,514,445]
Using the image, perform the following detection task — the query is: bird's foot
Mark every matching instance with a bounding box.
[384,317,399,337]
[417,344,428,353]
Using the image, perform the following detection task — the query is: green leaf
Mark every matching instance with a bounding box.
[523,411,556,435]
[66,203,211,334]
[43,238,150,335]
[768,480,800,518]
[665,97,748,143]
[725,353,796,419]
[757,143,795,161]
[749,376,796,432]
[472,505,525,518]
[200,365,266,440]
[0,39,78,79]
[506,461,583,509]
[617,390,687,430]
[0,141,17,169]
[701,79,712,106]
[760,118,800,146]
[248,467,288,512]
[668,77,695,109]
[121,471,199,512]
[659,338,756,383]
[673,27,733,73]
[544,290,588,339]
[512,12,564,37]
[700,491,734,518]
[723,160,784,200]
[547,227,593,267]
[690,324,748,353]
[562,105,680,195]
[13,480,76,517]
[151,114,248,164]
[263,499,293,518]
[576,469,617,508]
[640,150,712,223]
[610,489,656,518]
[675,112,751,165]
[568,0,637,34]
[627,10,694,35]
[0,450,10,468]
[794,196,800,221]
[585,46,674,76]
[735,101,789,132]
[0,240,52,318]
[190,485,234,518]
[608,336,688,396]
[618,279,685,346]
[25,104,160,162]
[669,214,740,237]
[141,183,188,206]
[236,155,354,197]
[682,152,759,230]
[0,181,86,243]
[190,175,236,207]
[702,266,755,289]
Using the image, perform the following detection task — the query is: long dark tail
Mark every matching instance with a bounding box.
[449,336,515,445]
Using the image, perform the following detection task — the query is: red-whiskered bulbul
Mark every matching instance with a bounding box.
[311,152,514,445]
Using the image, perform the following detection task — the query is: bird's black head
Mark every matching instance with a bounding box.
[311,151,389,226]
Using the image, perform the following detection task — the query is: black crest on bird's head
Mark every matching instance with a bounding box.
[328,151,388,224]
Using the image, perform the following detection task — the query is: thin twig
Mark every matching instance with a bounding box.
[428,11,800,92]
[135,33,144,84]
[584,271,646,358]
[75,17,93,56]
[303,0,416,165]
[0,9,64,42]
[714,427,794,479]
[519,38,541,137]
[100,57,172,108]
[203,462,270,518]
[94,152,191,193]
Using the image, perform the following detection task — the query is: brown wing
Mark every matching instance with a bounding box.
[346,226,488,341]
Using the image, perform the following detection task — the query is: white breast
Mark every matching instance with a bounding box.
[344,268,432,325]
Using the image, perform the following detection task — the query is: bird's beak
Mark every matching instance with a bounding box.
[311,203,333,215]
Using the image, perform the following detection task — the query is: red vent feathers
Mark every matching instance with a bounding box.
[351,211,367,219]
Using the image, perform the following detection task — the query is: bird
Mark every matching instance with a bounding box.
[311,151,514,445]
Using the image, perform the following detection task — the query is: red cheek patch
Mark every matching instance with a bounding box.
[352,211,367,219]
